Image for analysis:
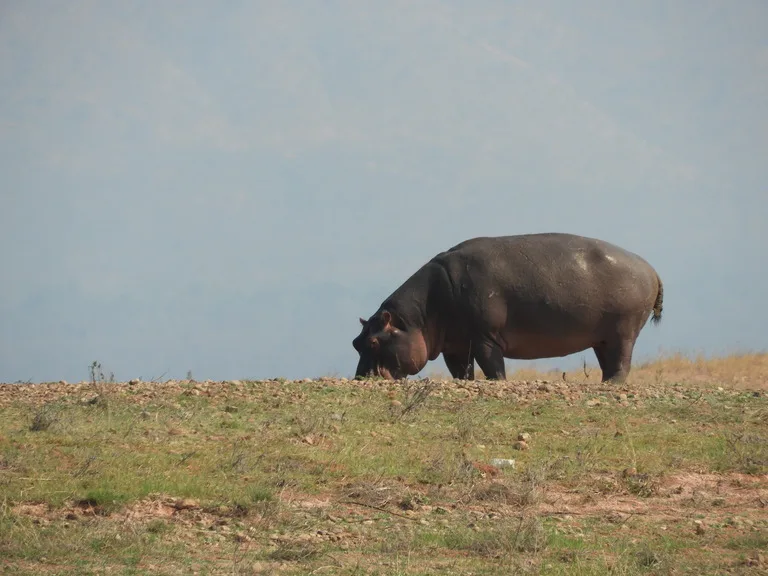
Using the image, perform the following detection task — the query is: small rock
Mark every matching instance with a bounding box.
[472,462,500,476]
[59,380,68,385]
[745,553,765,567]
[490,458,516,469]
[618,393,628,402]
[622,467,638,477]
[175,498,199,510]
[518,432,531,442]
[586,398,601,407]
[694,520,706,535]
[302,378,313,383]
[128,379,140,386]
[606,512,628,524]
[513,440,529,451]
[390,400,402,408]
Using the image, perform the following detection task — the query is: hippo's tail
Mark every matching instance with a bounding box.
[651,273,663,325]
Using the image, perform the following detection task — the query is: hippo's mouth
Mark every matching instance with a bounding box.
[376,366,394,380]
[355,356,403,380]
[376,363,408,380]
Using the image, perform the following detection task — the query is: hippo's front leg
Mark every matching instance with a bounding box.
[443,351,475,380]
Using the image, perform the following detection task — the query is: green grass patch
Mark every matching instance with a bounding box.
[0,376,765,574]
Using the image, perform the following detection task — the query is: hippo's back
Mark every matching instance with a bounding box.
[442,233,651,269]
[433,233,660,331]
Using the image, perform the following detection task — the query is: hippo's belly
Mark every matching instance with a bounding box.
[501,330,597,359]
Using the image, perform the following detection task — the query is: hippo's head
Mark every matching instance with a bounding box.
[352,310,427,380]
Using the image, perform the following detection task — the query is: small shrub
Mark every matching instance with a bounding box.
[29,405,58,432]
[230,485,278,517]
[268,541,319,562]
[390,380,437,422]
[76,487,128,514]
[636,546,663,567]
[342,480,399,508]
[623,472,660,498]
[418,450,477,488]
[146,519,169,535]
[720,432,768,475]
[444,516,547,556]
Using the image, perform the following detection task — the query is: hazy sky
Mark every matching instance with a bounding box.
[2,1,766,383]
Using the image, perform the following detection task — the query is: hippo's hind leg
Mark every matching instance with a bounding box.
[443,351,475,380]
[471,336,506,380]
[594,337,636,384]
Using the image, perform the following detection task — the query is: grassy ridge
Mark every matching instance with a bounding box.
[1,354,767,574]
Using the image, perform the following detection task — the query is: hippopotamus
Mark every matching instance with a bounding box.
[352,233,663,383]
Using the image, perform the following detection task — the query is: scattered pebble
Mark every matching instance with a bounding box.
[174,498,199,510]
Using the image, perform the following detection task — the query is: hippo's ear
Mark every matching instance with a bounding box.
[359,317,367,326]
[380,310,392,327]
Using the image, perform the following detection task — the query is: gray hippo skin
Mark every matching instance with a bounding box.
[352,233,663,383]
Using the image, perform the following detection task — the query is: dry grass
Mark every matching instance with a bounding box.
[428,351,768,390]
